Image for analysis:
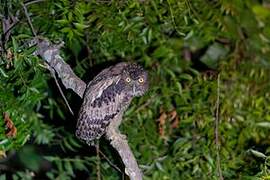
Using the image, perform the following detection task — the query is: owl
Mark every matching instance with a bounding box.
[76,62,148,145]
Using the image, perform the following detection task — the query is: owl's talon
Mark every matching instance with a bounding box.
[86,139,95,146]
[114,130,127,140]
[107,129,127,141]
[119,134,127,140]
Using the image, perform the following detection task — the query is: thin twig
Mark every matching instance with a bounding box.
[25,0,45,6]
[98,149,123,174]
[215,74,223,180]
[166,0,185,36]
[1,0,19,50]
[21,2,37,37]
[1,0,43,45]
[0,164,16,173]
[82,32,93,67]
[0,0,43,50]
[46,64,74,115]
[96,141,101,180]
[2,17,19,41]
[135,96,154,113]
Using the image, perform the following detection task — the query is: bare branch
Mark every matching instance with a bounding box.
[1,0,44,47]
[96,142,101,180]
[1,13,19,51]
[98,149,123,174]
[46,64,74,115]
[106,114,143,180]
[21,2,37,37]
[107,135,142,180]
[0,164,16,173]
[215,74,223,180]
[25,0,45,6]
[36,38,86,98]
[2,16,19,40]
[135,96,154,113]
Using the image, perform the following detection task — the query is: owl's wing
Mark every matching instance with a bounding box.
[84,62,128,103]
[76,63,127,144]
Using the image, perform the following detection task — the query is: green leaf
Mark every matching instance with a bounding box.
[73,23,89,30]
[249,149,267,159]
[252,5,270,20]
[64,161,74,177]
[256,122,270,128]
[0,175,6,180]
[0,68,8,78]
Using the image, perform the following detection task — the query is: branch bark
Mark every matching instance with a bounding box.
[36,38,86,98]
[215,74,223,180]
[108,134,142,180]
[35,38,143,180]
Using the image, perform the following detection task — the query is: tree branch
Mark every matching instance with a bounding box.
[35,38,143,179]
[98,149,123,174]
[35,38,86,98]
[215,74,223,180]
[25,0,45,6]
[46,64,74,115]
[1,0,44,51]
[107,134,142,180]
[21,2,37,37]
[95,142,101,180]
[1,12,19,51]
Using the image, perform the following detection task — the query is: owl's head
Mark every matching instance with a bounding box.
[121,63,148,97]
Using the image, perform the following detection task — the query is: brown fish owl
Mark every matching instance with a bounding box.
[76,62,148,145]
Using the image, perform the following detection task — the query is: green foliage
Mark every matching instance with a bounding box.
[1,0,270,179]
[45,156,93,179]
[0,38,53,150]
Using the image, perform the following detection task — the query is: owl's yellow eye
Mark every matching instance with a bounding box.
[125,77,131,82]
[138,78,144,83]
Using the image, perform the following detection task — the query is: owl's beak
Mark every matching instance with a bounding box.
[132,84,136,94]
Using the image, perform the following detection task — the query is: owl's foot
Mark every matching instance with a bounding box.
[107,130,127,142]
[86,140,96,146]
[119,133,127,140]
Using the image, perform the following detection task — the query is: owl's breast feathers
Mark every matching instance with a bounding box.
[76,63,132,144]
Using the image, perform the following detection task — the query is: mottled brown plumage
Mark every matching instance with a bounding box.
[76,62,148,145]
